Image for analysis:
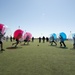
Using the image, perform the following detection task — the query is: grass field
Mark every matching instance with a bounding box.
[0,39,75,75]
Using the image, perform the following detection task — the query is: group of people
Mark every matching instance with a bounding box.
[38,36,49,43]
[49,34,75,49]
[0,29,31,51]
[0,29,75,51]
[38,35,66,48]
[50,35,66,47]
[38,35,75,49]
[12,35,30,47]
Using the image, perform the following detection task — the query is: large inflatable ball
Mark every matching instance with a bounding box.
[23,32,32,41]
[49,33,57,41]
[13,29,24,40]
[0,23,7,34]
[68,33,75,44]
[59,32,67,41]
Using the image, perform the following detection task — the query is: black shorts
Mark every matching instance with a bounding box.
[24,40,27,42]
[52,40,54,42]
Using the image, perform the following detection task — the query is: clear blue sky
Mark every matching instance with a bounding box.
[0,0,75,38]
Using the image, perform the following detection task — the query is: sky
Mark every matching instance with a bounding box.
[0,0,75,38]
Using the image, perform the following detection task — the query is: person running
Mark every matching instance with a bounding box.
[50,35,57,46]
[59,35,66,47]
[12,39,19,47]
[12,34,21,47]
[24,35,30,45]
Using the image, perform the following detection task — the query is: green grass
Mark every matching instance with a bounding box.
[0,40,75,75]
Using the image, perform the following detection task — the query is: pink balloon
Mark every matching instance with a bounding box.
[13,29,24,40]
[24,32,32,41]
[0,23,6,34]
[0,24,4,30]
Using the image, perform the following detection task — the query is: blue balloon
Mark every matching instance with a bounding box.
[52,33,57,40]
[59,32,67,41]
[50,33,57,40]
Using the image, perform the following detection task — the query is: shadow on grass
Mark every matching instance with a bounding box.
[48,44,57,47]
[20,44,30,46]
[56,46,68,49]
[6,46,22,49]
[0,51,3,53]
[0,49,5,53]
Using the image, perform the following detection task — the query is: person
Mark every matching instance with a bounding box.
[12,39,19,47]
[6,36,9,42]
[32,37,34,42]
[42,36,45,43]
[73,35,75,49]
[10,36,12,42]
[24,35,30,45]
[0,29,6,51]
[12,34,21,47]
[13,37,15,41]
[50,35,57,46]
[46,37,49,42]
[59,35,66,47]
[39,37,41,43]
